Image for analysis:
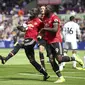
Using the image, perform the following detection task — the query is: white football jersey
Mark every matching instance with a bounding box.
[63,21,81,42]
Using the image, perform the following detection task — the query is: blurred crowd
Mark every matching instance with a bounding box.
[0,0,32,42]
[0,0,85,42]
[59,0,85,14]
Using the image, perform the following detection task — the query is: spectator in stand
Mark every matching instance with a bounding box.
[0,11,3,23]
[70,10,76,16]
[18,8,24,21]
[82,30,85,41]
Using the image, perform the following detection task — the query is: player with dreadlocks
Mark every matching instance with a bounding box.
[0,9,34,64]
[0,8,40,64]
[0,8,50,81]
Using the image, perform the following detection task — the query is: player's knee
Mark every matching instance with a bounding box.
[18,42,24,47]
[49,54,54,63]
[13,44,21,54]
[16,43,21,48]
[57,55,63,63]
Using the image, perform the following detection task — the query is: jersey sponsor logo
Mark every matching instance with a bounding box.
[34,22,38,25]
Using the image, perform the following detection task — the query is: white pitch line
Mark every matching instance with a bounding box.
[48,72,82,74]
[19,73,85,80]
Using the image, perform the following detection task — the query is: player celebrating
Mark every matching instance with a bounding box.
[0,8,50,81]
[37,5,50,71]
[39,5,83,83]
[0,13,31,64]
[17,8,50,81]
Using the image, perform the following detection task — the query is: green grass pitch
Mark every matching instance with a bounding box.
[0,49,85,85]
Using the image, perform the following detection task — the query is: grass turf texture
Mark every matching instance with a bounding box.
[0,49,85,85]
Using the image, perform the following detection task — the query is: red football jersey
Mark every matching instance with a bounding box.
[43,13,62,44]
[24,18,44,41]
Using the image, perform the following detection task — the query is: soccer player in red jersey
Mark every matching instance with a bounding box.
[39,5,83,83]
[0,8,50,81]
[37,5,50,71]
[39,5,65,83]
[18,8,50,81]
[0,15,31,64]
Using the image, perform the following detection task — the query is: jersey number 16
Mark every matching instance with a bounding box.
[65,27,73,34]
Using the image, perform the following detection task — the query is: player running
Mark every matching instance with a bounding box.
[16,8,50,81]
[0,8,50,81]
[37,5,50,71]
[62,16,84,69]
[39,5,83,83]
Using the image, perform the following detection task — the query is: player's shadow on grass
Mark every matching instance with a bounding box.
[0,72,53,82]
[0,72,51,82]
[1,77,42,81]
[0,77,52,82]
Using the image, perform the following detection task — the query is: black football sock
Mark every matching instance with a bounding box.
[5,44,21,62]
[39,52,45,69]
[56,70,62,77]
[61,56,75,63]
[39,68,48,76]
[50,59,61,77]
[31,60,47,76]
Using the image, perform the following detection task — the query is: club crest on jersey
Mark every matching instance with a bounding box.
[34,22,38,25]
